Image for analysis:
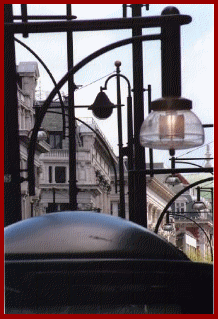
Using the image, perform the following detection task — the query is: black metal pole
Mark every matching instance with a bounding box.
[175,157,214,161]
[115,62,125,218]
[102,70,134,220]
[147,84,154,177]
[197,187,201,202]
[67,4,77,210]
[4,4,22,226]
[122,4,127,18]
[172,158,214,175]
[135,167,213,175]
[131,4,147,228]
[161,6,181,98]
[127,94,135,222]
[20,4,28,38]
[5,14,191,34]
[171,155,176,175]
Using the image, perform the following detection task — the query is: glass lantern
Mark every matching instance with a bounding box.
[140,97,204,150]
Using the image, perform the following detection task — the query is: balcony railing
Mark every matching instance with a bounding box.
[42,149,69,158]
[174,213,213,223]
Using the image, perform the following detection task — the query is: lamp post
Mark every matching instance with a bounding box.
[140,7,204,153]
[131,4,147,227]
[165,154,214,187]
[198,187,214,215]
[66,4,78,211]
[165,149,181,186]
[192,186,207,211]
[89,61,134,220]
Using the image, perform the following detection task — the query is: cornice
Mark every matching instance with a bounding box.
[148,177,175,202]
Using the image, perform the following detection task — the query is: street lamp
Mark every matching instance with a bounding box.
[140,106,204,151]
[165,150,181,186]
[192,186,207,211]
[162,211,173,232]
[140,7,204,152]
[198,187,214,215]
[89,91,116,120]
[165,147,214,187]
[89,60,133,219]
[165,175,181,187]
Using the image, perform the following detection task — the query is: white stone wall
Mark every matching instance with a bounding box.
[17,62,50,219]
[39,120,116,215]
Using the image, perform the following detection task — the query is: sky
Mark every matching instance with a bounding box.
[12,4,214,173]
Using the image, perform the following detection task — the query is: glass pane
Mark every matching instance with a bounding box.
[50,135,55,148]
[55,167,66,183]
[55,135,61,148]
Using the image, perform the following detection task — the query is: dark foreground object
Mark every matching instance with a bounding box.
[4,211,213,314]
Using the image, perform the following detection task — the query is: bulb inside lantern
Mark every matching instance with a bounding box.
[140,109,204,150]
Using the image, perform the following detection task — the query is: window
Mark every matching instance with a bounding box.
[46,203,58,213]
[46,203,70,213]
[48,131,63,149]
[49,166,52,183]
[55,166,66,183]
[175,202,186,213]
[60,203,70,211]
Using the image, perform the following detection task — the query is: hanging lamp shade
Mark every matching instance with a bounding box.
[165,174,181,186]
[200,208,210,214]
[140,97,205,150]
[192,201,206,211]
[89,91,114,120]
[162,223,174,232]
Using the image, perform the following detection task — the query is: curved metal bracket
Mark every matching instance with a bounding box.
[154,177,214,234]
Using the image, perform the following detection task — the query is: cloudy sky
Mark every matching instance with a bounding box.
[12,4,214,170]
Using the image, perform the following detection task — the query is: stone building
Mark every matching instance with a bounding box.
[38,98,117,215]
[17,62,50,219]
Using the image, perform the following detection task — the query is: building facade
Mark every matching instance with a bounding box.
[17,62,50,219]
[39,113,117,215]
